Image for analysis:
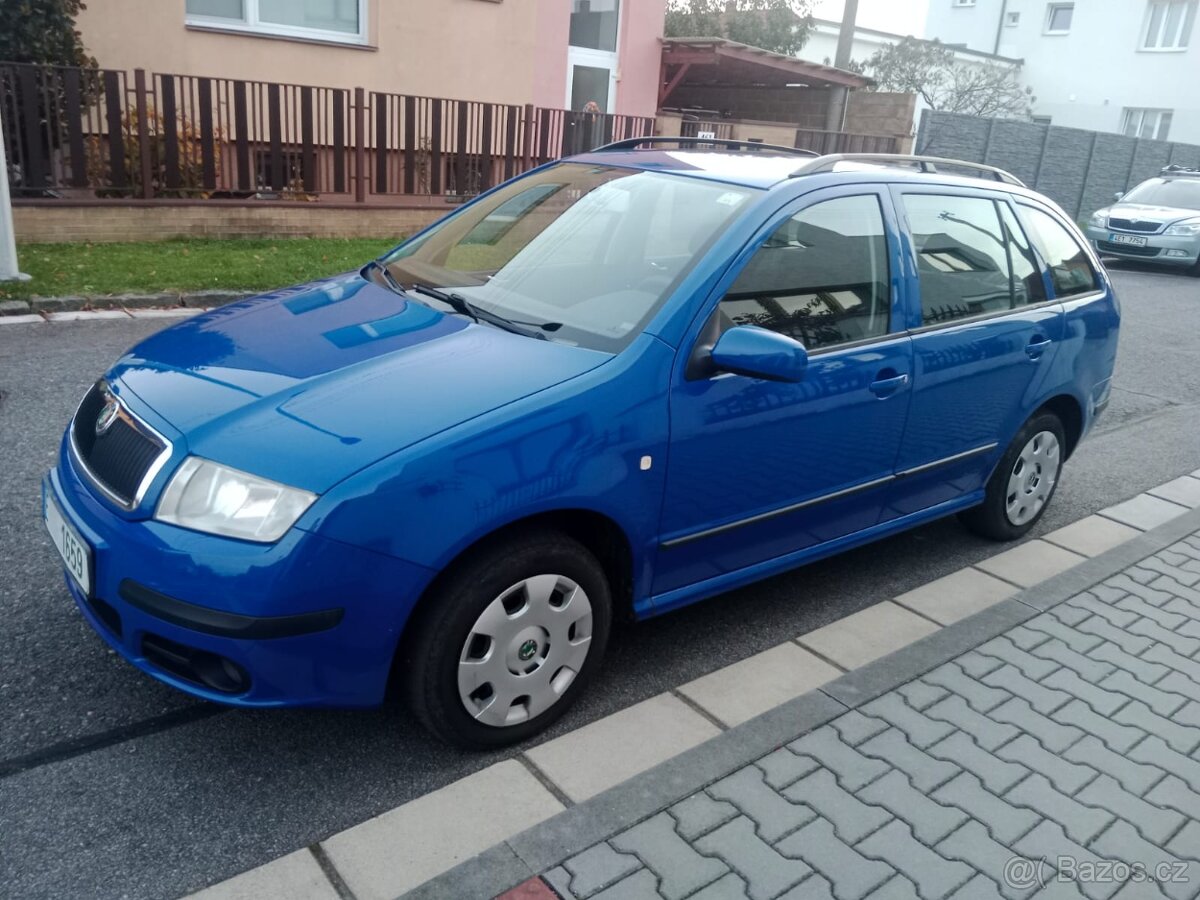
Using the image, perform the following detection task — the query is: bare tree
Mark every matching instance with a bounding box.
[858,37,1034,119]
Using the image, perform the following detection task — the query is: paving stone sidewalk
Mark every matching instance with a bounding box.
[539,534,1200,900]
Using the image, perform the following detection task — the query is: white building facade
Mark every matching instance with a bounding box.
[924,0,1200,143]
[796,18,1023,136]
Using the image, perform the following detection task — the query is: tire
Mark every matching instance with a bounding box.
[959,412,1066,542]
[403,530,612,749]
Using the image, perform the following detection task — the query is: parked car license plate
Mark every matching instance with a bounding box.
[1109,233,1149,247]
[45,490,92,596]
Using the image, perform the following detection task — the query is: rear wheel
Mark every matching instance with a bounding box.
[403,531,612,749]
[959,412,1065,541]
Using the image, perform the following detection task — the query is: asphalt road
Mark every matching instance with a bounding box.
[1,264,1198,899]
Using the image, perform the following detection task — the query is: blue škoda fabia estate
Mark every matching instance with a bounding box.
[45,143,1120,748]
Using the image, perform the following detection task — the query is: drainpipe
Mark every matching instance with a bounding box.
[824,0,859,133]
[993,0,1009,55]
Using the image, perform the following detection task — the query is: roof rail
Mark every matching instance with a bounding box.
[790,153,1026,186]
[593,136,820,157]
[1161,164,1200,177]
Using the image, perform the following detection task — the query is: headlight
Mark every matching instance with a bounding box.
[155,457,317,542]
[1088,210,1109,228]
[1165,218,1200,236]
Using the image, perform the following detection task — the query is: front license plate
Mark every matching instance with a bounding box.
[1109,233,1148,247]
[45,492,92,596]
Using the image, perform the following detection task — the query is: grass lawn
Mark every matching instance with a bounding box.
[1,237,401,301]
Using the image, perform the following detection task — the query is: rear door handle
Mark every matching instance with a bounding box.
[1026,336,1053,360]
[870,373,909,398]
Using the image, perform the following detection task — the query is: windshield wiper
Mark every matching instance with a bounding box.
[362,258,407,297]
[408,283,561,340]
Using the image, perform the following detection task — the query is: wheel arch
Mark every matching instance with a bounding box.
[389,508,636,695]
[1035,393,1084,459]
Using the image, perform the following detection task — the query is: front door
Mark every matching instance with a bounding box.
[567,0,619,113]
[883,187,1065,519]
[654,188,913,602]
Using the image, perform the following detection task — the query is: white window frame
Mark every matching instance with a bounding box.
[1044,2,1075,33]
[1140,0,1198,50]
[566,0,622,114]
[1121,108,1174,140]
[185,0,369,47]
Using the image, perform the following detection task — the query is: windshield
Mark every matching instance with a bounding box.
[1120,177,1200,211]
[381,163,756,352]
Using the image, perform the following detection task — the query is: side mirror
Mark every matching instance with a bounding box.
[710,325,808,383]
[1113,191,1124,202]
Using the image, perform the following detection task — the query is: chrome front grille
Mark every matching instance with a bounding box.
[71,382,170,508]
[1107,218,1162,234]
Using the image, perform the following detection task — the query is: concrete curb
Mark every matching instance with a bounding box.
[0,290,255,317]
[409,503,1200,900]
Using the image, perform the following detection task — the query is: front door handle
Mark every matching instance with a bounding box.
[1026,336,1053,360]
[870,372,909,398]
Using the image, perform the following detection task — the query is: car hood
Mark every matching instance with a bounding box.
[1105,203,1200,226]
[110,273,611,492]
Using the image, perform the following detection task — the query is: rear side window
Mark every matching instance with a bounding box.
[1019,205,1099,297]
[903,194,1044,326]
[998,203,1048,306]
[722,194,890,351]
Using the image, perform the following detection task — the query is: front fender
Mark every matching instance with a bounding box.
[302,334,675,606]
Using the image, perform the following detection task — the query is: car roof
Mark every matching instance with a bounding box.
[568,149,811,189]
[566,147,1030,195]
[1159,165,1200,180]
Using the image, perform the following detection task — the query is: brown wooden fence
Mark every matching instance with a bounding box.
[0,62,654,203]
[794,127,898,155]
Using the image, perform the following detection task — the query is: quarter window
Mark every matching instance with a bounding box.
[1045,2,1074,32]
[722,195,891,351]
[1143,0,1197,48]
[1019,206,1099,298]
[186,0,367,45]
[903,194,1043,326]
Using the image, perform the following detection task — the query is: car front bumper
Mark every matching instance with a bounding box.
[1084,224,1200,266]
[45,435,435,708]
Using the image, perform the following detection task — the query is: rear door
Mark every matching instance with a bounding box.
[1017,201,1119,430]
[883,186,1065,519]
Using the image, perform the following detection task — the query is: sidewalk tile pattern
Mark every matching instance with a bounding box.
[540,536,1200,900]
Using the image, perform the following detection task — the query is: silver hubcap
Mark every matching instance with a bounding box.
[1006,430,1060,526]
[457,574,593,728]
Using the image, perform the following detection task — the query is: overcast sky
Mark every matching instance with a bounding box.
[812,0,929,37]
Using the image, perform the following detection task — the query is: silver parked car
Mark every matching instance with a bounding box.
[1084,165,1200,273]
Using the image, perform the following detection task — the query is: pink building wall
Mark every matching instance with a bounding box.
[532,1,665,119]
[78,0,664,120]
[616,0,666,119]
[533,4,572,111]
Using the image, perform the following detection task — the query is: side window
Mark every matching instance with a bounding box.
[722,195,891,351]
[903,194,1035,325]
[1019,205,1100,298]
[998,203,1048,307]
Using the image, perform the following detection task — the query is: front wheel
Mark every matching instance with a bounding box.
[959,412,1065,541]
[403,531,612,749]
